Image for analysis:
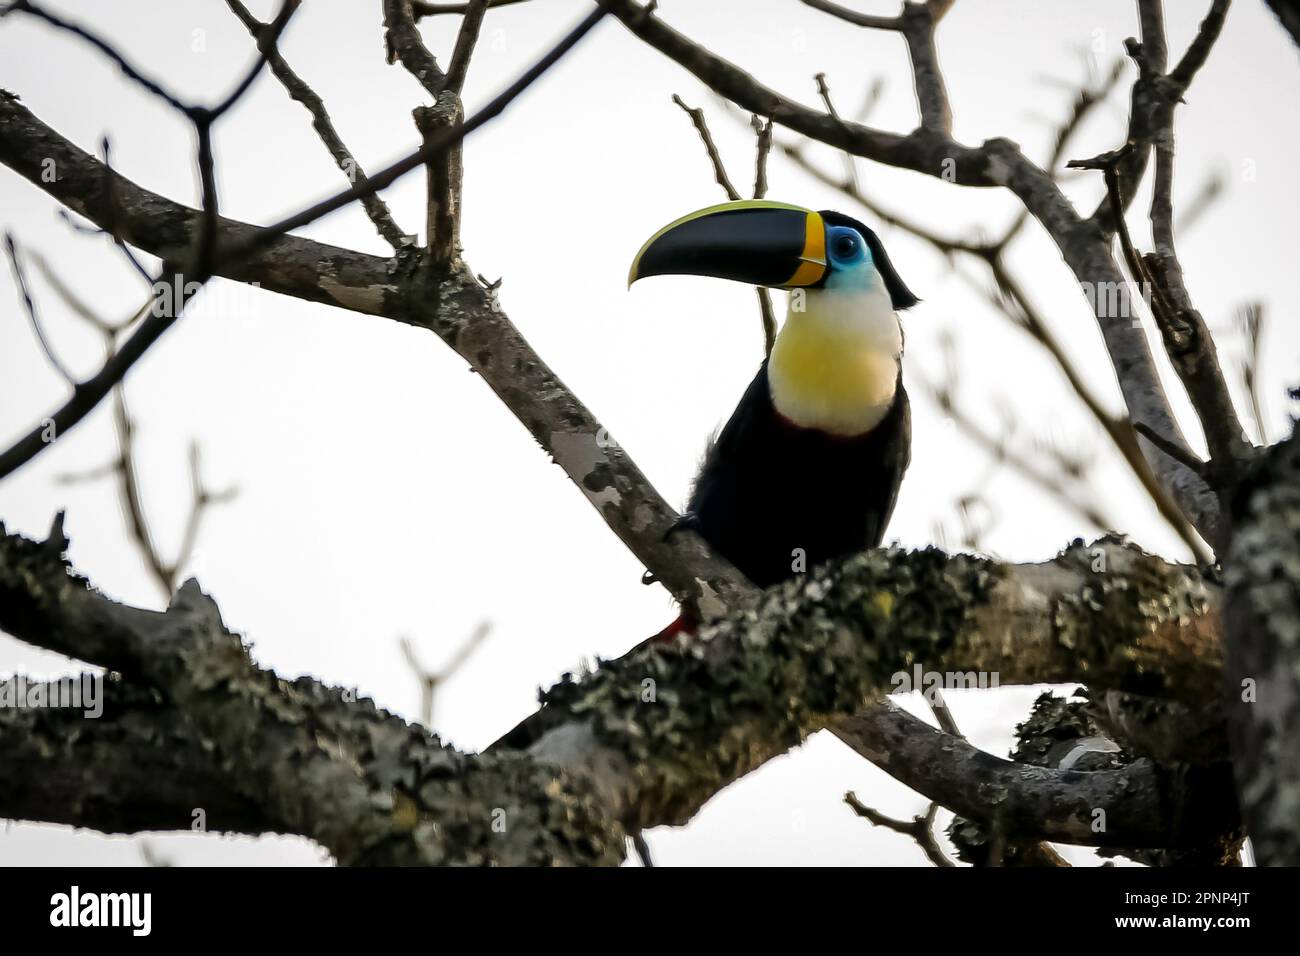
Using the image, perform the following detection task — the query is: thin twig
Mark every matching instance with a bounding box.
[1237,302,1269,445]
[750,115,777,353]
[1,0,189,111]
[1071,140,1248,478]
[4,233,76,384]
[926,689,963,738]
[854,77,887,124]
[921,370,1118,532]
[384,0,446,95]
[413,0,527,18]
[631,831,654,867]
[225,0,408,250]
[672,95,776,354]
[208,0,302,118]
[671,94,740,200]
[801,0,901,31]
[1134,422,1208,476]
[844,792,954,867]
[814,73,859,194]
[98,138,155,285]
[28,250,139,336]
[970,250,1210,562]
[1177,169,1225,235]
[443,0,491,95]
[997,56,1126,245]
[3,0,298,119]
[111,387,169,593]
[803,0,952,132]
[227,7,606,262]
[400,621,492,726]
[751,115,773,200]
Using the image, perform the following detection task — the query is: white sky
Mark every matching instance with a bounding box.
[0,0,1294,866]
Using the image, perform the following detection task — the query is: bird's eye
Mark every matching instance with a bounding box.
[832,234,859,259]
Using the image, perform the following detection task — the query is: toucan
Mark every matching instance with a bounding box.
[628,200,916,641]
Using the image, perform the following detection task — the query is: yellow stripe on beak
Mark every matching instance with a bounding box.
[783,211,827,287]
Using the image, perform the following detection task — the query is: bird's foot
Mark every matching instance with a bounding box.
[663,511,702,542]
[644,513,703,585]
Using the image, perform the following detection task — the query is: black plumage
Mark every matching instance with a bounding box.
[686,360,911,589]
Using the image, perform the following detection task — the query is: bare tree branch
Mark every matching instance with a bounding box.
[444,0,490,95]
[920,367,1118,533]
[833,701,1237,851]
[811,72,866,197]
[2,0,298,118]
[1070,141,1249,475]
[414,98,465,266]
[1222,431,1300,866]
[1095,0,1230,230]
[384,0,447,95]
[4,232,76,384]
[413,0,528,19]
[110,388,237,600]
[1262,0,1300,47]
[671,96,776,353]
[225,0,410,250]
[1147,138,1249,466]
[1237,302,1269,445]
[400,621,492,726]
[806,0,955,133]
[0,6,606,482]
[0,0,304,480]
[801,0,903,31]
[844,792,954,866]
[671,94,741,200]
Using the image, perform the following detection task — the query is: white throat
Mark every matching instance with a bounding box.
[767,281,902,436]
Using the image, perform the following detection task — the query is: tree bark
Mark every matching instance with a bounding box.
[1222,430,1300,865]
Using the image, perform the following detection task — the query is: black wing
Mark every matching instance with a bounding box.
[861,378,910,548]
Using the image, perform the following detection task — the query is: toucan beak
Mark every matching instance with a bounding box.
[628,200,828,289]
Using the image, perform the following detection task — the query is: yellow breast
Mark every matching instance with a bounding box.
[767,288,901,436]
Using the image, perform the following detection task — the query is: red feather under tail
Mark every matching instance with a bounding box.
[645,610,698,647]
